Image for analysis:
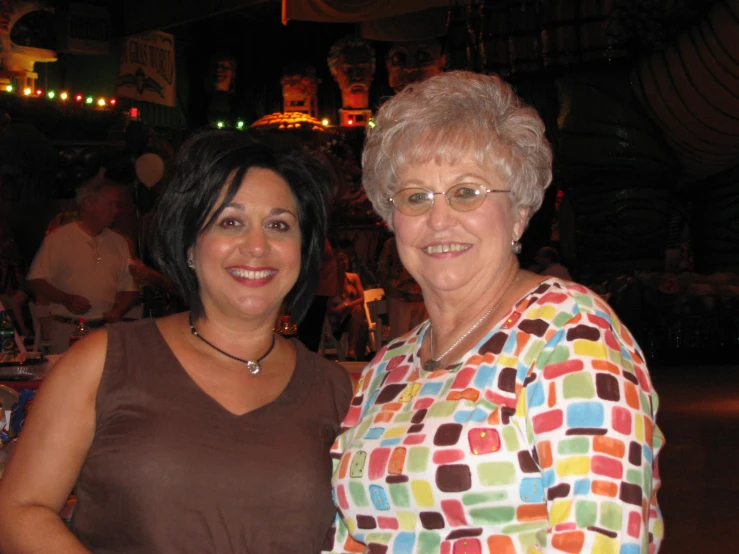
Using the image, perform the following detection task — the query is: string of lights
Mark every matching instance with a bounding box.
[3,84,118,108]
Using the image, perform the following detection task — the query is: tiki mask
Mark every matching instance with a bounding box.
[207,53,237,94]
[386,39,445,94]
[213,59,234,92]
[328,37,375,110]
[281,67,318,118]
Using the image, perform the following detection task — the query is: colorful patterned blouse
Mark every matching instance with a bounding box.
[327,278,664,554]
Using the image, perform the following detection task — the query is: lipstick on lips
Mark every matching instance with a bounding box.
[227,266,278,287]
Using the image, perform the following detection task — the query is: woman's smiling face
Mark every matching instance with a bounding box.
[392,157,527,301]
[192,167,302,322]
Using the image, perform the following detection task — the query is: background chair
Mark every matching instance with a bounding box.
[363,288,386,353]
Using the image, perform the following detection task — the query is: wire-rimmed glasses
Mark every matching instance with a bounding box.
[389,182,511,216]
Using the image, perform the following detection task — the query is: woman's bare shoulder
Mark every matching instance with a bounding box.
[40,329,110,393]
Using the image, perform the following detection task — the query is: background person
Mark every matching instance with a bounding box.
[377,235,426,340]
[297,237,339,351]
[531,245,573,280]
[26,175,138,353]
[337,237,377,289]
[0,130,352,553]
[327,252,368,361]
[327,71,664,553]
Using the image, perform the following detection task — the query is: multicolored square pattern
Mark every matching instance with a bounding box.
[326,278,664,554]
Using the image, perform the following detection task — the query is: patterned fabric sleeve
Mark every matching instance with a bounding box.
[324,363,380,554]
[518,312,664,553]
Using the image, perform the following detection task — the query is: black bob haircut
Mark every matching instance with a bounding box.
[149,129,330,323]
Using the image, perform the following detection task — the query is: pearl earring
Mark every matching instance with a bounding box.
[511,239,522,254]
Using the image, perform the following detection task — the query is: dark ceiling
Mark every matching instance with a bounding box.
[119,0,278,37]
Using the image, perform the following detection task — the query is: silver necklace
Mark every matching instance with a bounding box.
[423,305,497,372]
[189,314,276,375]
[89,239,102,264]
[422,269,520,372]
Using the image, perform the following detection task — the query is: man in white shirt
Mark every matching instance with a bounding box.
[27,175,138,353]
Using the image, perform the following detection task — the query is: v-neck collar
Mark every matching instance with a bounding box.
[148,318,309,420]
[415,277,557,373]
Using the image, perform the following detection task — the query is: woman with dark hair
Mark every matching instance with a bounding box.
[0,130,352,553]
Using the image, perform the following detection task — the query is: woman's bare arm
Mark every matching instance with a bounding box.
[0,330,109,553]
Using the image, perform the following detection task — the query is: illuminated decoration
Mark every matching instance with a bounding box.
[367,118,376,129]
[280,64,319,119]
[339,108,371,127]
[35,88,42,96]
[386,39,446,94]
[60,92,68,100]
[0,0,58,93]
[250,111,327,132]
[321,118,329,126]
[205,51,237,123]
[85,96,93,104]
[206,118,249,130]
[130,107,140,119]
[23,87,31,96]
[327,36,375,111]
[97,98,106,107]
[5,84,12,93]
[206,52,237,94]
[47,91,55,99]
[326,35,375,128]
[109,98,116,106]
[75,94,83,102]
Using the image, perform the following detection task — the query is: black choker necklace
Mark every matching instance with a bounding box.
[188,314,276,375]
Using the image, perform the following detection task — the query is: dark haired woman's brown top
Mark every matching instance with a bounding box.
[70,318,352,553]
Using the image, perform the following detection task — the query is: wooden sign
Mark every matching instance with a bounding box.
[117,31,176,107]
[57,3,111,55]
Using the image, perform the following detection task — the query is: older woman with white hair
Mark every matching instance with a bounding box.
[326,71,664,553]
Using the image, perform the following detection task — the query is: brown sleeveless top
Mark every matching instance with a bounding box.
[70,318,353,553]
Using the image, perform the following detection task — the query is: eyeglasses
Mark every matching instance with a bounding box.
[389,183,511,216]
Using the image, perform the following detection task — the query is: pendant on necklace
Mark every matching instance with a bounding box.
[423,359,442,372]
[246,360,261,375]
